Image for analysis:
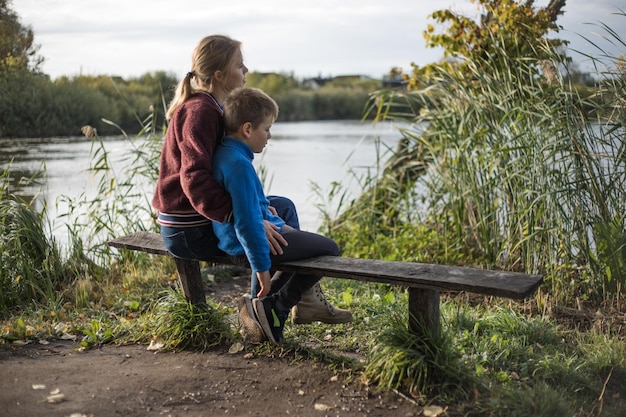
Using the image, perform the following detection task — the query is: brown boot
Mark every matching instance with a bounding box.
[292,282,353,324]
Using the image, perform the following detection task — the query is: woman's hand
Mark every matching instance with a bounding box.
[256,270,272,298]
[263,220,287,255]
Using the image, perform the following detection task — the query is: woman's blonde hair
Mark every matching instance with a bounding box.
[166,35,242,120]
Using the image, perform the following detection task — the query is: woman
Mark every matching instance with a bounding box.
[152,35,352,330]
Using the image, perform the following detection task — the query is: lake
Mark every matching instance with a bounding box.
[0,120,407,245]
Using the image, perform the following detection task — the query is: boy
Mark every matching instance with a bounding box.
[212,87,341,344]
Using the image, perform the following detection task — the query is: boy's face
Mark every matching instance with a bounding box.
[246,116,274,153]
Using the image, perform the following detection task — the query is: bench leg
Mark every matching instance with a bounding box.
[408,288,440,338]
[173,258,206,305]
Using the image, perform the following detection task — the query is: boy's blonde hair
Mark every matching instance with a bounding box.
[166,35,242,120]
[223,88,279,134]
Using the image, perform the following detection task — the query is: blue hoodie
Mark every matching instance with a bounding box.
[212,136,285,273]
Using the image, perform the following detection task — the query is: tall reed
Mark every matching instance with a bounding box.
[334,17,625,304]
[0,166,70,313]
[58,109,165,267]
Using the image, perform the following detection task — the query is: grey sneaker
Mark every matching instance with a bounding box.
[238,295,266,344]
[252,297,285,345]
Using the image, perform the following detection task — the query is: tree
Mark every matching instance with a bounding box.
[408,0,567,89]
[245,72,300,95]
[0,0,43,76]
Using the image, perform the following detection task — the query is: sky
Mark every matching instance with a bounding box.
[12,0,626,81]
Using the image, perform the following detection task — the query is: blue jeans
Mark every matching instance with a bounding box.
[159,196,300,262]
[267,195,300,230]
[160,223,223,260]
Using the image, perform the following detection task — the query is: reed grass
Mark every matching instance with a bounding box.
[58,109,165,268]
[0,166,72,313]
[310,13,626,416]
[331,14,626,306]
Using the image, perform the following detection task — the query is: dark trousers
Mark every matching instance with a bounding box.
[251,196,299,298]
[250,197,339,316]
[261,228,340,315]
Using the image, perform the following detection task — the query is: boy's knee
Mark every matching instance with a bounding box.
[268,195,300,229]
[327,239,340,257]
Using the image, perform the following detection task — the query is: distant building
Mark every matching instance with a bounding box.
[302,74,377,89]
[333,74,373,82]
[382,73,406,90]
[302,77,330,90]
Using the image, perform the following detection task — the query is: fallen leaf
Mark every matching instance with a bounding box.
[54,323,68,333]
[147,340,165,351]
[228,342,244,354]
[423,405,444,416]
[45,393,66,403]
[314,403,332,411]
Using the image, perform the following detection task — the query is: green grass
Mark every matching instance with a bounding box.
[284,280,626,415]
[2,260,626,416]
[143,289,234,352]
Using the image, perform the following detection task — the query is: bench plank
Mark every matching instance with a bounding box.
[275,257,541,299]
[108,231,171,256]
[109,231,543,339]
[109,231,542,299]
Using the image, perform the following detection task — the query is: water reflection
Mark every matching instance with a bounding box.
[1,162,44,206]
[0,122,405,243]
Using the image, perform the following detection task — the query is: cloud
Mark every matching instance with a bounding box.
[13,0,626,80]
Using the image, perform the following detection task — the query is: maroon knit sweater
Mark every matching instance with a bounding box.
[152,93,233,222]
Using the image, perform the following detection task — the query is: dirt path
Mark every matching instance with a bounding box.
[0,272,427,417]
[0,340,420,417]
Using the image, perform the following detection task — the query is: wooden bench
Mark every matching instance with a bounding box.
[108,231,543,338]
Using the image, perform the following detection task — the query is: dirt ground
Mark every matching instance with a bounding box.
[0,275,426,417]
[0,340,424,417]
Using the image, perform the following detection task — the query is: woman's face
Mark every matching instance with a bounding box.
[223,49,248,91]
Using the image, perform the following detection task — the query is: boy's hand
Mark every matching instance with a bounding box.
[263,220,287,255]
[256,270,272,298]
